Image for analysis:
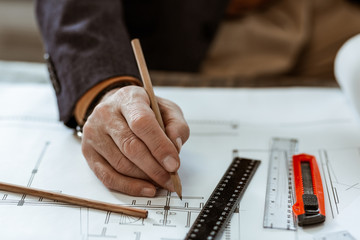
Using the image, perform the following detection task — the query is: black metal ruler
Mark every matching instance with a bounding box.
[263,137,298,230]
[185,157,260,240]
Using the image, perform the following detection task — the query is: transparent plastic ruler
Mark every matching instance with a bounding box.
[263,137,298,230]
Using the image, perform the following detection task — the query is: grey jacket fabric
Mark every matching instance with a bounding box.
[36,0,230,127]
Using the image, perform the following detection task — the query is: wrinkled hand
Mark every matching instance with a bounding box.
[81,85,190,197]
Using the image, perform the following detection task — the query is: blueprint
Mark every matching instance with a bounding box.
[0,79,360,239]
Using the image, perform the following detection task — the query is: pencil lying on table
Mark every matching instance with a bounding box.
[131,38,183,200]
[0,181,148,218]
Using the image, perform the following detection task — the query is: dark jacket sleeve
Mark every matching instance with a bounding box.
[35,0,140,127]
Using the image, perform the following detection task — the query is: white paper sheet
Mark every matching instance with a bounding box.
[1,81,360,240]
[336,196,360,239]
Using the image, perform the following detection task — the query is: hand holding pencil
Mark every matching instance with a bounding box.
[80,40,189,198]
[131,38,184,199]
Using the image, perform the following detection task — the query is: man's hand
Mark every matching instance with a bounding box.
[81,85,190,197]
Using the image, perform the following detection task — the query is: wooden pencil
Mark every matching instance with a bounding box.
[0,181,148,218]
[131,38,183,200]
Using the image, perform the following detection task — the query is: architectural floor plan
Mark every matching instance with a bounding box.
[1,81,360,239]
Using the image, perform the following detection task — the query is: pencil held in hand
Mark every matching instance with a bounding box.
[131,38,183,200]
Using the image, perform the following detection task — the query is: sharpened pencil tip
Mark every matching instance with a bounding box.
[170,173,182,201]
[175,186,182,201]
[174,183,182,200]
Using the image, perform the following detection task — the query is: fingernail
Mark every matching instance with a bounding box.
[140,188,156,197]
[163,156,179,172]
[165,178,175,192]
[176,137,182,152]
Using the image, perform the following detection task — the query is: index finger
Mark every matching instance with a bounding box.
[119,88,181,173]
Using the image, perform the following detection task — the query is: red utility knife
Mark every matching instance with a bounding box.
[292,154,326,226]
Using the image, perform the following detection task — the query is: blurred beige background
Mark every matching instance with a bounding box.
[0,0,43,62]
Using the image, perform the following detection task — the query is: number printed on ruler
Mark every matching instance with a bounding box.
[263,138,298,231]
